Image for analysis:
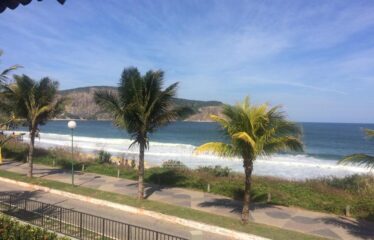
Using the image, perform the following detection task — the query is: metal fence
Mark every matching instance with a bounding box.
[0,194,188,240]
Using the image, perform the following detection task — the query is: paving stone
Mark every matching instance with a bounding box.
[310,228,342,239]
[292,216,320,225]
[265,211,291,219]
[173,194,191,200]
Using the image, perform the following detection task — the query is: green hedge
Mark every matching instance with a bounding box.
[0,214,68,240]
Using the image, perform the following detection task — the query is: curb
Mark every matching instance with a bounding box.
[0,176,269,240]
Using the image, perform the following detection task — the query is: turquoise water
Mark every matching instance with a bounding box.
[16,121,374,179]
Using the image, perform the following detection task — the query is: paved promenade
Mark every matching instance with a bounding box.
[0,181,228,240]
[1,161,374,240]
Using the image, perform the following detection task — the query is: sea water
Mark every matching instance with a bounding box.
[10,121,374,180]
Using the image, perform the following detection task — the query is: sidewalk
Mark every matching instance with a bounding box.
[0,180,228,240]
[1,160,374,240]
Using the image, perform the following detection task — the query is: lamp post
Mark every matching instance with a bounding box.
[68,120,77,186]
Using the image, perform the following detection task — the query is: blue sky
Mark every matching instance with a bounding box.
[1,0,374,123]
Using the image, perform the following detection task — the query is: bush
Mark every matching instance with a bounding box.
[0,214,68,239]
[162,160,188,170]
[97,150,112,164]
[197,165,231,177]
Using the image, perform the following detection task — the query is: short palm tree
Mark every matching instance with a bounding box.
[95,67,179,199]
[0,50,20,85]
[0,50,21,127]
[195,97,303,223]
[339,129,374,169]
[2,75,64,177]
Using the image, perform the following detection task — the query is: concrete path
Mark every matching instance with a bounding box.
[1,161,374,240]
[0,180,229,240]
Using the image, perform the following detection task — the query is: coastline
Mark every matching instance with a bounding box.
[5,129,373,180]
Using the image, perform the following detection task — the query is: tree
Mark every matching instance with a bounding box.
[1,75,64,177]
[0,50,20,85]
[95,67,179,199]
[195,97,303,223]
[0,50,21,128]
[339,129,374,169]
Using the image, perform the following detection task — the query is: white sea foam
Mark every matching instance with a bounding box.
[9,131,373,180]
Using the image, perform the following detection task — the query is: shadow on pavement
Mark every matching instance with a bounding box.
[319,216,374,239]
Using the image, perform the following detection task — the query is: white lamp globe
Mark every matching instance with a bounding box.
[68,120,77,129]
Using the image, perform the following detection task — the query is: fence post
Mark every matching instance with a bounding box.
[41,202,44,226]
[345,205,351,217]
[102,218,105,238]
[207,183,210,193]
[59,207,62,233]
[267,192,271,203]
[190,230,203,240]
[79,212,83,238]
[8,195,11,211]
[127,225,131,240]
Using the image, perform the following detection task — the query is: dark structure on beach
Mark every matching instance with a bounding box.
[0,0,65,13]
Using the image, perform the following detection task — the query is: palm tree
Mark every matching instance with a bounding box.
[0,50,21,85]
[195,97,303,223]
[0,50,21,127]
[2,75,64,177]
[95,67,178,199]
[339,129,374,169]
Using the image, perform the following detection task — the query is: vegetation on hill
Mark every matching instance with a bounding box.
[58,86,223,120]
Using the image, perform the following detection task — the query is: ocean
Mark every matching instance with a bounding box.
[12,121,374,180]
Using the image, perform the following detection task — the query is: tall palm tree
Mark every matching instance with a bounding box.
[2,75,64,177]
[95,67,179,199]
[339,129,374,169]
[195,97,303,223]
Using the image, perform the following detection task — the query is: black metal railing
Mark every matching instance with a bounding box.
[0,194,188,240]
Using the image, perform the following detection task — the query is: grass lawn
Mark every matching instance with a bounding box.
[0,169,326,240]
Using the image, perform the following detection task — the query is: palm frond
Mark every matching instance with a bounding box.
[200,96,303,163]
[232,131,256,150]
[364,129,374,138]
[194,142,237,157]
[339,154,374,169]
[263,136,303,154]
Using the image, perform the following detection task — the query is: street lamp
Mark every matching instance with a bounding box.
[68,120,76,186]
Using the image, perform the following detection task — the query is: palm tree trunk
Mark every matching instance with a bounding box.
[28,129,36,178]
[242,158,253,223]
[137,142,145,199]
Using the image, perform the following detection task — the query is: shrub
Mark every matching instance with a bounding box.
[97,150,112,164]
[0,214,68,239]
[197,165,231,177]
[162,160,188,170]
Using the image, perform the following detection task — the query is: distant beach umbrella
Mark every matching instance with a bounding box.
[0,0,66,13]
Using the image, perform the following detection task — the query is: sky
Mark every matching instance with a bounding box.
[0,0,374,123]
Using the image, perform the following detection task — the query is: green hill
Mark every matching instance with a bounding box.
[58,86,223,121]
